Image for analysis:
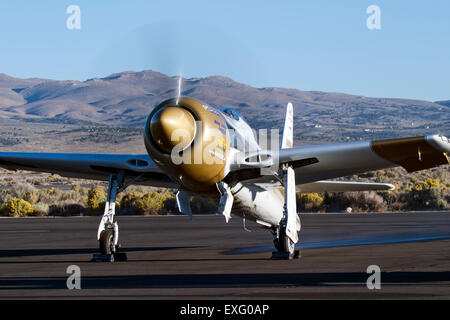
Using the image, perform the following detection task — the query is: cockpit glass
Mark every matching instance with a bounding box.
[219,107,258,152]
[220,108,248,124]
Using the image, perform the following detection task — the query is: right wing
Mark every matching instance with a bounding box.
[0,152,178,188]
[227,99,449,187]
[281,134,449,185]
[226,134,449,186]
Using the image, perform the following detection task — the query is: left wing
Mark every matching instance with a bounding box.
[0,152,177,188]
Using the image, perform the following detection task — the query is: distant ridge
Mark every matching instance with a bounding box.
[435,100,450,107]
[0,70,448,141]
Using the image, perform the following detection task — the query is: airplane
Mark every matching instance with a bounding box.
[0,95,449,260]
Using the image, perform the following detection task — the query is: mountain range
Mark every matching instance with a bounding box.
[0,70,448,142]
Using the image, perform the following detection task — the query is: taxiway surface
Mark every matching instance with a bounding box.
[0,212,449,299]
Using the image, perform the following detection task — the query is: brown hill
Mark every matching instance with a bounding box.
[0,70,448,142]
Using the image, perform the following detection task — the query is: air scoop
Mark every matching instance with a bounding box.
[149,107,196,153]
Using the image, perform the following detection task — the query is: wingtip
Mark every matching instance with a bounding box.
[386,183,396,191]
[426,134,450,153]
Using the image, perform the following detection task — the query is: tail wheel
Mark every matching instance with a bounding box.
[99,229,115,255]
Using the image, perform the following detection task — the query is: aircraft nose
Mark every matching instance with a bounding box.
[149,107,196,153]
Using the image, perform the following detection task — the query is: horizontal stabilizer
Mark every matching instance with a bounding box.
[297,180,395,193]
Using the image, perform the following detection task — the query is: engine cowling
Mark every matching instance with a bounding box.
[144,97,230,193]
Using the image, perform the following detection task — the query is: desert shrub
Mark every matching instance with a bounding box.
[156,190,177,213]
[60,190,84,203]
[379,189,403,211]
[134,192,166,215]
[33,187,65,206]
[322,192,351,211]
[24,191,39,204]
[0,189,14,204]
[9,186,86,209]
[164,196,178,212]
[120,191,144,208]
[345,191,387,212]
[87,188,107,212]
[33,189,54,205]
[403,178,449,209]
[385,169,397,178]
[297,193,324,211]
[0,183,36,203]
[32,202,50,216]
[71,184,90,197]
[47,174,59,182]
[190,196,217,214]
[49,200,86,216]
[33,180,48,186]
[1,198,34,217]
[435,198,448,209]
[322,191,386,212]
[11,183,36,198]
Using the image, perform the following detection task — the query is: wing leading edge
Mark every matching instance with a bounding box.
[0,152,177,188]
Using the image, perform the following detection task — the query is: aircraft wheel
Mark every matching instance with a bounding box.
[277,227,295,255]
[99,229,115,255]
[280,235,295,254]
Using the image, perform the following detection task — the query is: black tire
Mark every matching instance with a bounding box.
[99,229,115,255]
[278,226,295,254]
[280,234,295,254]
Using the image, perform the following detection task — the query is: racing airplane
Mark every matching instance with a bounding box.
[0,96,449,260]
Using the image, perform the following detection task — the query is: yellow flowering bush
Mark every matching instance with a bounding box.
[297,193,324,211]
[87,188,107,212]
[134,192,165,215]
[405,178,448,209]
[2,198,34,217]
[120,191,144,208]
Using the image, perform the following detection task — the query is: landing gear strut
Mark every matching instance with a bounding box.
[92,171,135,262]
[271,165,300,260]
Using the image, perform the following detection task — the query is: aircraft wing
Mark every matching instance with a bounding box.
[0,135,448,191]
[0,152,178,188]
[283,134,449,185]
[226,134,450,186]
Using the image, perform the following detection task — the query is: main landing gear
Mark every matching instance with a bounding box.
[271,220,300,260]
[271,165,300,260]
[92,171,139,262]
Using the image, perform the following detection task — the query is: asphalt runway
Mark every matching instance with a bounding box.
[0,212,449,299]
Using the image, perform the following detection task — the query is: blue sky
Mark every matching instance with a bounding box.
[0,0,448,101]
